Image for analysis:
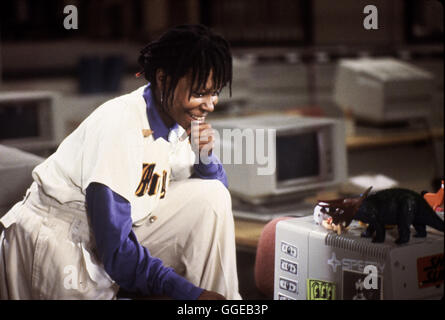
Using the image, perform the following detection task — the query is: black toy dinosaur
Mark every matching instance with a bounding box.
[318,187,444,244]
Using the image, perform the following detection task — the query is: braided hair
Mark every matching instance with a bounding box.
[138,24,232,110]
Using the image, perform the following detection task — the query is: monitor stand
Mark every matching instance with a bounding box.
[232,196,314,222]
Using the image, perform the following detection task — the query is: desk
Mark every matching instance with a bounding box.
[234,219,265,249]
[233,190,340,250]
[346,126,443,150]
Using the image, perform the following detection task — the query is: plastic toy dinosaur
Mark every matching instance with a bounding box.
[317,187,444,244]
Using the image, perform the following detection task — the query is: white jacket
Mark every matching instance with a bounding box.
[32,85,195,224]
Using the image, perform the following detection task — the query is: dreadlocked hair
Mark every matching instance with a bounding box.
[138,24,232,110]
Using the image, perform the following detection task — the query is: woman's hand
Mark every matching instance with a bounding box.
[190,121,215,157]
[197,289,226,300]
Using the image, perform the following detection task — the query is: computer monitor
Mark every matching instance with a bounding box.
[211,113,348,206]
[0,91,58,156]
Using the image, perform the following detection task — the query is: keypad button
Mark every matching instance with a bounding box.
[281,242,297,258]
[278,293,295,300]
[280,259,298,274]
[279,277,298,293]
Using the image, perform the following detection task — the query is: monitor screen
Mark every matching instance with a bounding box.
[0,102,40,139]
[276,132,320,182]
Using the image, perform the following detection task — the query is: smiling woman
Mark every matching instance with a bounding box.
[136,24,234,165]
[138,24,232,113]
[156,69,219,133]
[0,25,241,300]
[137,24,232,137]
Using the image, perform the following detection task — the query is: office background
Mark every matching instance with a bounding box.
[0,0,443,299]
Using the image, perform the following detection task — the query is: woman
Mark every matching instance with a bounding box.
[0,24,241,300]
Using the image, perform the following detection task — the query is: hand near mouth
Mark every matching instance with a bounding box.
[189,120,215,157]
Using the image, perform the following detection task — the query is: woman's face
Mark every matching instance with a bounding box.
[159,71,220,132]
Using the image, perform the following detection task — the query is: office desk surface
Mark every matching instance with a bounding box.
[234,218,266,249]
[346,126,443,150]
[232,190,340,249]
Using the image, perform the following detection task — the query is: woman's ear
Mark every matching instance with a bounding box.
[155,69,166,89]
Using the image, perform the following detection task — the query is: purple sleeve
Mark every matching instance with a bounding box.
[192,153,228,188]
[85,182,204,300]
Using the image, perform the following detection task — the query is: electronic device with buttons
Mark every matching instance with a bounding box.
[274,215,444,300]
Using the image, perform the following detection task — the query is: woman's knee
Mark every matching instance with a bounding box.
[199,180,231,212]
[165,178,233,223]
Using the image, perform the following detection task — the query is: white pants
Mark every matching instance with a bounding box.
[0,179,241,300]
